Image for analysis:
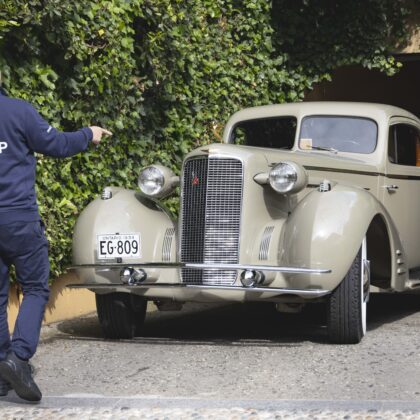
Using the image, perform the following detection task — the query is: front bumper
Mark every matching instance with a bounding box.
[68,262,332,299]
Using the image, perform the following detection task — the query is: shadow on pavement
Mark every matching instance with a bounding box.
[53,293,420,345]
[366,292,420,330]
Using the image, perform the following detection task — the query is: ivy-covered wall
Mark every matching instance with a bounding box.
[0,0,413,278]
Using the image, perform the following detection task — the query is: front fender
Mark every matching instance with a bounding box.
[72,187,177,289]
[280,184,401,291]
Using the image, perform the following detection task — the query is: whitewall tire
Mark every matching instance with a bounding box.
[327,237,370,344]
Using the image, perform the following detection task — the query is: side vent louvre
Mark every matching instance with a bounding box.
[259,226,274,260]
[162,228,175,262]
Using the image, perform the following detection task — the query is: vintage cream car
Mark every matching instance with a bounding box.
[70,102,420,344]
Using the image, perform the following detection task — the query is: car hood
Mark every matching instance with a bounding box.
[186,143,382,175]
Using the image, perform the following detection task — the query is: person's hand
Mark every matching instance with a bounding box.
[89,126,113,145]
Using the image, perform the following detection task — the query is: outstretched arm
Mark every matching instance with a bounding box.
[24,104,112,157]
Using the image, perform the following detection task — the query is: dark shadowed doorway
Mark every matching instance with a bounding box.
[305,54,420,118]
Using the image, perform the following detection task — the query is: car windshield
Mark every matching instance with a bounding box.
[299,116,377,154]
[231,117,297,149]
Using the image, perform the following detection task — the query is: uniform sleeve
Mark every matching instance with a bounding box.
[24,103,93,158]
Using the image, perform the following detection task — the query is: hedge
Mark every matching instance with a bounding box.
[0,0,412,279]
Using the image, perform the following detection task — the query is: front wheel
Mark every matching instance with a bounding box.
[327,238,370,344]
[95,292,147,339]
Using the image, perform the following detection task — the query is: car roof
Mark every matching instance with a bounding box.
[227,101,420,125]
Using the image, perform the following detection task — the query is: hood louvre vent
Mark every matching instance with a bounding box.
[162,228,175,262]
[259,226,274,261]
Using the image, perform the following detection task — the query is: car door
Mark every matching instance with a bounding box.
[382,119,420,269]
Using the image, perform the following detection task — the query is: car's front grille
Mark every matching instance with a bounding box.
[180,156,243,285]
[180,157,208,285]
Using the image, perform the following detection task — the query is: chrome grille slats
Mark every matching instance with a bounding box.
[180,156,243,285]
[203,158,243,285]
[180,157,208,284]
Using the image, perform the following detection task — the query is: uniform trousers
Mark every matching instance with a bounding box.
[0,221,50,361]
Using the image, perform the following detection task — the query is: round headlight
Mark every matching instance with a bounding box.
[269,163,297,193]
[138,166,165,196]
[269,161,307,194]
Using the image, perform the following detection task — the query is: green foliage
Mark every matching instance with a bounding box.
[136,0,315,154]
[271,0,409,76]
[0,0,413,279]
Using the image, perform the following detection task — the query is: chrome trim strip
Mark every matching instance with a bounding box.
[69,262,331,274]
[304,165,381,177]
[305,165,420,181]
[66,282,331,297]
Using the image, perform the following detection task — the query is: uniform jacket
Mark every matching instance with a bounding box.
[0,92,93,224]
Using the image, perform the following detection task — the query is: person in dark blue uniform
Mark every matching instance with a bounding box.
[0,86,112,402]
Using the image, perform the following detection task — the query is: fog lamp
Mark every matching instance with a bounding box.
[120,267,134,284]
[240,270,264,287]
[129,269,147,285]
[120,267,147,285]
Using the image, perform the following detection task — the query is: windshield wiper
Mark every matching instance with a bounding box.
[308,146,338,154]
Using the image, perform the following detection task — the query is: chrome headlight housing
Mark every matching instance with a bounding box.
[269,161,307,194]
[138,165,179,198]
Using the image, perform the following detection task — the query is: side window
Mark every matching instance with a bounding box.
[388,124,420,166]
[231,117,297,149]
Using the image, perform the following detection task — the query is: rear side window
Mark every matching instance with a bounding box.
[388,124,420,166]
[231,117,297,149]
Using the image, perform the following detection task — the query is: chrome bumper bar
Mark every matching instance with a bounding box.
[67,262,331,298]
[67,282,330,298]
[69,262,331,275]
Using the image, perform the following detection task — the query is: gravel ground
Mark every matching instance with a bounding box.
[33,293,420,401]
[0,292,419,418]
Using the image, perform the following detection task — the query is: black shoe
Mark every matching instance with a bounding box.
[0,374,11,396]
[0,352,42,402]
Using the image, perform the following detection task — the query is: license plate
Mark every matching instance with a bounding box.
[97,233,141,259]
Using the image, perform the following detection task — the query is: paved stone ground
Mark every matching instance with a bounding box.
[1,406,420,419]
[0,292,419,418]
[2,397,420,419]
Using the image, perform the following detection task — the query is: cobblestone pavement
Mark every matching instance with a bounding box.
[1,407,420,419]
[1,395,420,419]
[1,397,420,419]
[0,293,420,418]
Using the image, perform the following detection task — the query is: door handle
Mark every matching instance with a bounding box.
[383,184,399,192]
